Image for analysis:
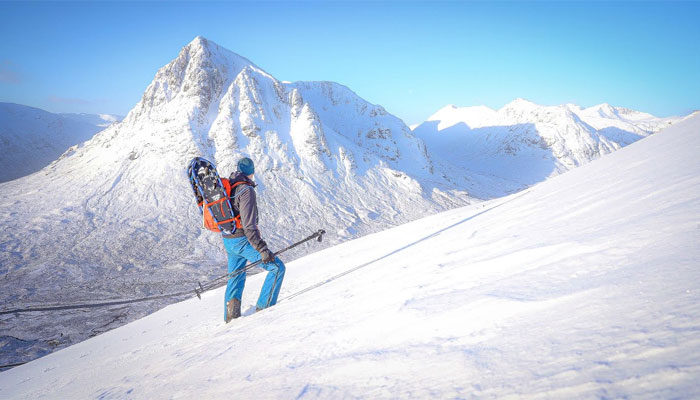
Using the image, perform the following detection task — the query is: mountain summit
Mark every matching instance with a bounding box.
[129,36,260,125]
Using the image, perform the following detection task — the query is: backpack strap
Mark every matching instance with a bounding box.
[229,180,253,229]
[230,180,251,195]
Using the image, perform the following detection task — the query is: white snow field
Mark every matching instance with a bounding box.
[1,106,698,398]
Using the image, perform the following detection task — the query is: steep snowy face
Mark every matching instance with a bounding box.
[413,98,686,188]
[0,103,121,182]
[0,37,471,365]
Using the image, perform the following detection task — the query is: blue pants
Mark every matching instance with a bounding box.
[222,236,286,319]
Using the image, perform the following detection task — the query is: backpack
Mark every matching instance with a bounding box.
[200,180,252,233]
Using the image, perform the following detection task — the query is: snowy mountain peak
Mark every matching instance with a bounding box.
[126,37,262,125]
[588,102,618,118]
[184,36,257,70]
[427,104,456,121]
[188,35,209,49]
[426,104,497,128]
[501,97,538,111]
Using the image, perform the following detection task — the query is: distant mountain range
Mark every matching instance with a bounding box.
[413,100,689,190]
[0,103,122,182]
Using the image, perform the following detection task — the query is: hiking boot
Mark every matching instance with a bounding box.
[225,298,241,323]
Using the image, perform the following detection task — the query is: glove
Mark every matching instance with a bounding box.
[261,249,275,264]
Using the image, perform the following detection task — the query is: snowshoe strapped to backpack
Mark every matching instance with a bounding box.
[188,157,237,235]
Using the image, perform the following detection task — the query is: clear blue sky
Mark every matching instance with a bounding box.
[1,1,699,125]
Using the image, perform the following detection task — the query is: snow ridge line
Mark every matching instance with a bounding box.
[281,190,531,303]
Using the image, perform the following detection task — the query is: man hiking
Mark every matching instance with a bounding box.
[222,157,285,322]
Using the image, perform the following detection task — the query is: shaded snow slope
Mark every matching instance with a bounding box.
[413,99,688,192]
[0,37,471,366]
[2,113,698,398]
[0,103,120,182]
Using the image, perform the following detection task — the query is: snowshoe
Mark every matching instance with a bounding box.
[188,157,237,235]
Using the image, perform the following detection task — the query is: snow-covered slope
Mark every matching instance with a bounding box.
[0,37,471,365]
[413,99,688,192]
[2,111,698,399]
[0,103,121,182]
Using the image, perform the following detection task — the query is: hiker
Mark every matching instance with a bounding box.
[222,157,285,322]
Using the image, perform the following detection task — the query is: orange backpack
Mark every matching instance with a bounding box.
[200,180,250,233]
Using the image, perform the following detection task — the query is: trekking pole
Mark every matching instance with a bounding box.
[194,229,326,298]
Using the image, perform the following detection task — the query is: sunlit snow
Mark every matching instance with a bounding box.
[1,110,698,399]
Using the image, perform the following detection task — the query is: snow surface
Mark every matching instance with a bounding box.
[1,111,698,398]
[0,103,121,182]
[0,36,691,371]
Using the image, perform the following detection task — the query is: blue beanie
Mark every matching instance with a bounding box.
[237,157,255,175]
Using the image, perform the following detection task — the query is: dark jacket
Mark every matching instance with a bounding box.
[222,172,268,253]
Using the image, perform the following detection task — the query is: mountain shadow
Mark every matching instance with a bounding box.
[414,121,559,198]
